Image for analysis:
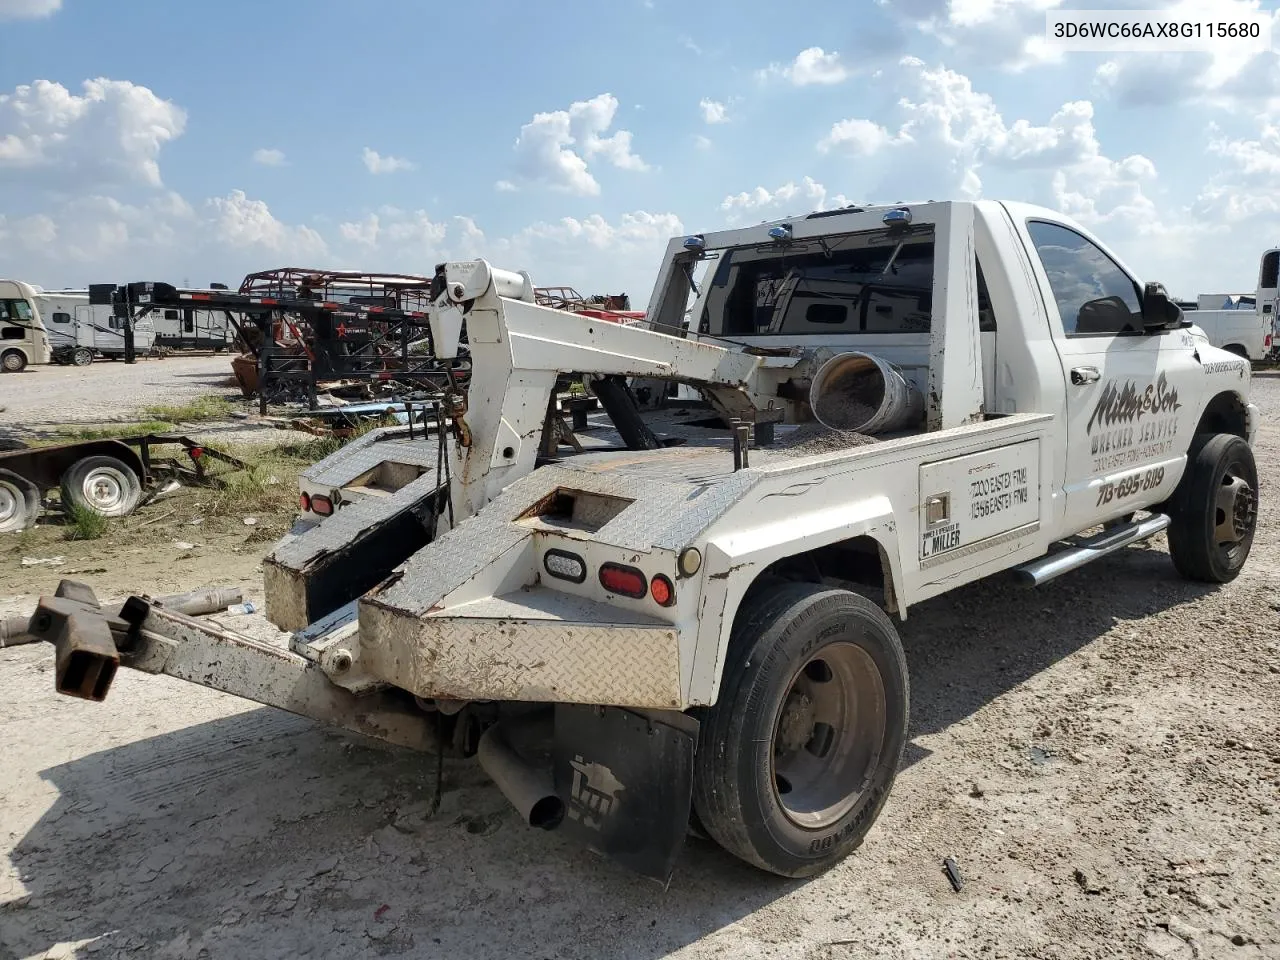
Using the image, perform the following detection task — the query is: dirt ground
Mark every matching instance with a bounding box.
[1,372,1278,960]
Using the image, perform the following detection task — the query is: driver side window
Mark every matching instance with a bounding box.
[1026,220,1142,337]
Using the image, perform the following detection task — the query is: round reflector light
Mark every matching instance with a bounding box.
[650,574,675,607]
[299,492,311,512]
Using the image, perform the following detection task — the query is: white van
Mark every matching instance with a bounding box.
[0,279,53,372]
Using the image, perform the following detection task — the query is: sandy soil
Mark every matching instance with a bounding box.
[1,376,1278,960]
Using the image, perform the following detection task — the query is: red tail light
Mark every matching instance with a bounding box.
[299,492,311,512]
[310,495,333,517]
[650,574,675,607]
[188,446,204,460]
[599,562,647,599]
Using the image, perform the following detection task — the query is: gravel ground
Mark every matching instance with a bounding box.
[0,356,237,427]
[0,375,1278,960]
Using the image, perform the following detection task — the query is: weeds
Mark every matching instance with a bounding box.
[64,503,109,540]
[141,396,235,423]
[54,421,176,442]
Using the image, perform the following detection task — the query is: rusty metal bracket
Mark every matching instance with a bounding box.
[26,580,125,702]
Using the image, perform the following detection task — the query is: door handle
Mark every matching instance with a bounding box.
[1071,366,1100,385]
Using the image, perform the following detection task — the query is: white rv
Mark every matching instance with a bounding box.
[1182,250,1278,361]
[0,279,53,372]
[29,286,236,365]
[33,289,157,364]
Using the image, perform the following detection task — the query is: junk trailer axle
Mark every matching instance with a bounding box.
[21,200,1260,883]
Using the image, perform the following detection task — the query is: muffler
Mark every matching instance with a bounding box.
[809,351,924,434]
[25,581,120,702]
[477,720,565,830]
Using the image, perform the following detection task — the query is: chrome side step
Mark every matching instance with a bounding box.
[1014,514,1171,587]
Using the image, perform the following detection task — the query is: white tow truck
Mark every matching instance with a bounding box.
[23,200,1260,883]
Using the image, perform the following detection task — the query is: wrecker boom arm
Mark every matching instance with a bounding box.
[427,259,792,520]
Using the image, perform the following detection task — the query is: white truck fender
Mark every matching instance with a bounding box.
[686,494,903,706]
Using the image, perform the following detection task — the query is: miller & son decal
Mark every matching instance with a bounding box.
[1086,373,1182,472]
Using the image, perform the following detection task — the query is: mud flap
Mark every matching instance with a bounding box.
[552,704,698,884]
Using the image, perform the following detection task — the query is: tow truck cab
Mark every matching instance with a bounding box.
[0,279,53,372]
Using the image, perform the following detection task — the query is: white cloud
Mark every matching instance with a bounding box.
[207,189,327,258]
[0,77,186,187]
[0,0,61,20]
[252,147,286,167]
[757,47,851,85]
[699,98,728,124]
[819,118,911,156]
[820,57,1130,202]
[721,177,830,218]
[494,179,517,192]
[694,134,712,151]
[338,213,380,247]
[679,35,703,55]
[519,209,681,249]
[874,0,1065,71]
[362,147,415,175]
[1087,0,1280,109]
[506,93,648,196]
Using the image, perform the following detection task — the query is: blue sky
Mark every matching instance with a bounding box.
[2,0,1280,303]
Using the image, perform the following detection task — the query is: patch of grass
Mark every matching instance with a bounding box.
[140,395,235,423]
[54,421,177,442]
[205,462,299,518]
[64,503,109,540]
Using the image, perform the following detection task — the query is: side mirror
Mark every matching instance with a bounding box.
[1141,281,1183,331]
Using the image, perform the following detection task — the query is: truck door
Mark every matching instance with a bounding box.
[1021,218,1202,528]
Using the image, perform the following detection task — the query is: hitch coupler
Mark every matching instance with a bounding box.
[26,581,121,702]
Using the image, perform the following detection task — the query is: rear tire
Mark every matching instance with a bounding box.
[1167,433,1258,583]
[692,582,909,878]
[1,350,27,373]
[72,347,93,367]
[0,469,40,532]
[60,456,143,518]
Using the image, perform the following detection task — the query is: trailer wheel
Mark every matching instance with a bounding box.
[692,582,909,878]
[1,350,26,373]
[1167,433,1258,583]
[72,347,93,367]
[0,469,40,532]
[60,456,143,518]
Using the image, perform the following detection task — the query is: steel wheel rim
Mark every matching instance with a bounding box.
[770,640,887,829]
[81,469,126,513]
[74,349,92,366]
[1213,457,1256,561]
[0,482,18,525]
[1,354,21,372]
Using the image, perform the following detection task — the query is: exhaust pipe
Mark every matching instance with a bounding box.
[476,721,565,830]
[809,351,925,435]
[26,581,120,702]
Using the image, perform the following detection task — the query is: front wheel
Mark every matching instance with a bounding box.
[1167,433,1258,583]
[692,583,909,878]
[1,350,27,373]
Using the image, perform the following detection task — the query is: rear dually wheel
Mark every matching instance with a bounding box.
[692,582,909,878]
